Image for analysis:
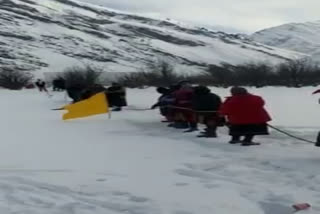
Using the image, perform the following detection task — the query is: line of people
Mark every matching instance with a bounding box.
[152,81,272,146]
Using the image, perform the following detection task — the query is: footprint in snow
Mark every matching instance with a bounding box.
[96,178,107,182]
[260,202,294,214]
[129,196,149,203]
[174,211,193,214]
[175,182,189,187]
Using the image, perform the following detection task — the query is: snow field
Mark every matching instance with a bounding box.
[0,87,319,213]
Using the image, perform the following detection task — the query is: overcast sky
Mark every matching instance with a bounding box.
[79,0,320,33]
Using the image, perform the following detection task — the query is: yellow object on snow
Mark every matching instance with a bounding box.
[63,92,109,120]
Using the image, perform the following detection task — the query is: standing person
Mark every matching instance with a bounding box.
[151,87,175,122]
[52,77,66,91]
[35,79,48,92]
[107,82,127,111]
[66,83,85,103]
[166,84,183,128]
[193,86,223,138]
[80,84,107,101]
[173,81,197,132]
[312,90,320,147]
[219,87,271,146]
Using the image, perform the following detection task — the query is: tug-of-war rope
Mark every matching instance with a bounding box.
[126,105,318,145]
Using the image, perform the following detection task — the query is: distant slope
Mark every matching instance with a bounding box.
[0,0,304,76]
[252,21,320,61]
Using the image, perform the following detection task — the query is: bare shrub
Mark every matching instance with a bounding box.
[232,62,274,87]
[118,72,148,88]
[0,67,33,90]
[205,63,235,87]
[119,60,181,88]
[62,65,102,88]
[276,58,317,87]
[61,65,103,102]
[122,59,320,88]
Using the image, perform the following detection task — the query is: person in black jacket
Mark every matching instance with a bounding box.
[80,84,107,101]
[107,82,127,111]
[35,79,48,92]
[66,83,86,103]
[52,77,66,91]
[192,86,223,138]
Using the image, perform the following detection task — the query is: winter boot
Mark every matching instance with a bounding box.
[174,122,189,129]
[184,122,198,133]
[167,123,175,127]
[241,142,260,146]
[197,127,217,138]
[316,131,320,147]
[197,133,217,138]
[184,127,198,133]
[229,140,242,144]
[161,120,171,123]
[112,107,122,111]
[200,128,209,134]
[229,135,241,144]
[241,135,260,146]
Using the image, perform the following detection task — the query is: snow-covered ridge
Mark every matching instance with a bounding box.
[0,0,305,75]
[251,21,320,61]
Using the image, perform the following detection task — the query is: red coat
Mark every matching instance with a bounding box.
[173,88,195,122]
[219,94,271,125]
[174,88,193,107]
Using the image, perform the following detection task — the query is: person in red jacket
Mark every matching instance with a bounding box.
[219,87,271,146]
[172,82,197,132]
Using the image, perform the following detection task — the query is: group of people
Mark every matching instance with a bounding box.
[61,81,127,111]
[152,81,272,146]
[36,78,127,112]
[35,77,272,145]
[35,78,65,92]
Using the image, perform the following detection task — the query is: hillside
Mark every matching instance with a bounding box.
[252,21,320,61]
[0,0,304,76]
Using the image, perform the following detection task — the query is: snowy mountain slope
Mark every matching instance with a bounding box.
[0,0,305,76]
[252,21,320,61]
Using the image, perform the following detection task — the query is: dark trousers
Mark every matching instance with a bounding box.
[38,86,48,92]
[232,135,254,142]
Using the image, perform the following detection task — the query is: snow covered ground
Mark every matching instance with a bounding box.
[0,87,320,214]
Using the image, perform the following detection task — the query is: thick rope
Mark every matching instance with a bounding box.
[129,105,317,145]
[126,105,218,113]
[53,101,318,145]
[167,105,218,113]
[267,124,316,144]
